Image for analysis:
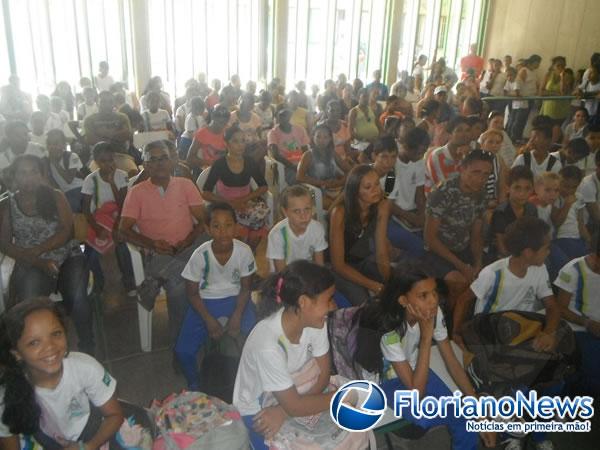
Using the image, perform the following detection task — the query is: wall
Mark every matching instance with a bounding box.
[484,0,600,72]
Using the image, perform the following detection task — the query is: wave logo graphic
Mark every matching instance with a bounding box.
[330,380,387,432]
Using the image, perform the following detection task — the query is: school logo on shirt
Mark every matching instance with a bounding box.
[248,261,255,272]
[524,287,536,305]
[309,245,315,257]
[102,370,112,387]
[307,343,313,357]
[232,269,241,284]
[67,397,85,420]
[411,172,417,185]
[559,272,572,284]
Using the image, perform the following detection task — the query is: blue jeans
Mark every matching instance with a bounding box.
[381,370,478,450]
[242,415,269,450]
[571,331,600,397]
[175,296,256,389]
[387,221,425,258]
[546,242,569,283]
[84,242,135,291]
[553,238,588,260]
[10,253,94,353]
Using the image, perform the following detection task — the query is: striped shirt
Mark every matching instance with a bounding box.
[425,145,460,194]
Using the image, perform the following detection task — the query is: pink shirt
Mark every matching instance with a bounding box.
[267,124,309,163]
[121,177,203,245]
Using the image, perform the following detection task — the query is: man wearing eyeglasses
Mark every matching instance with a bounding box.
[119,140,207,348]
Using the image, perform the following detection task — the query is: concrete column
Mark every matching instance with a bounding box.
[384,0,402,86]
[273,0,289,82]
[129,0,152,95]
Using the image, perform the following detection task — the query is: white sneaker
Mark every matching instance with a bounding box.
[536,440,554,450]
[504,438,523,450]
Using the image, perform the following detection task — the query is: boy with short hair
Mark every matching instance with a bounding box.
[490,166,537,258]
[371,136,398,197]
[175,202,257,390]
[266,185,327,272]
[512,125,562,177]
[387,127,429,257]
[554,233,600,396]
[550,138,593,174]
[454,217,560,348]
[584,123,600,161]
[81,142,134,294]
[551,166,590,259]
[454,217,562,450]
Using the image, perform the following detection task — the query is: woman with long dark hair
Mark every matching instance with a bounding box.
[329,164,391,305]
[0,155,94,354]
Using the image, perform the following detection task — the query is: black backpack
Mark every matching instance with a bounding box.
[461,310,577,397]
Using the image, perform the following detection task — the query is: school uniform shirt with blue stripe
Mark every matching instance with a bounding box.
[554,256,600,332]
[266,218,327,268]
[379,306,447,381]
[181,239,256,299]
[471,257,553,315]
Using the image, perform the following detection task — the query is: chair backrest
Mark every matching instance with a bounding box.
[132,130,169,150]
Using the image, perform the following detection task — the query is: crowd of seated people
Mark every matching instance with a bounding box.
[1,49,600,450]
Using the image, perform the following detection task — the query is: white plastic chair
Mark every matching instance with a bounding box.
[126,243,153,352]
[196,167,275,228]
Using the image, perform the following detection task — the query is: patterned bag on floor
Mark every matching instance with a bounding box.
[150,391,248,450]
[261,359,370,450]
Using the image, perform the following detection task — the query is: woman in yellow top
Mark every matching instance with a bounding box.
[540,56,572,142]
[348,88,381,143]
[288,90,313,136]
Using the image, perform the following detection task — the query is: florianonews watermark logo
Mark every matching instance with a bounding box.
[331,380,595,434]
[330,380,387,432]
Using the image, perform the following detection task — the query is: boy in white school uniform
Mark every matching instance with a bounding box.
[175,202,257,390]
[266,185,328,272]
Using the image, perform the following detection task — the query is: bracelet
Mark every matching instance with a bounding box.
[78,441,86,450]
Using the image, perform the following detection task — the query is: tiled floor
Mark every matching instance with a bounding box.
[89,246,599,449]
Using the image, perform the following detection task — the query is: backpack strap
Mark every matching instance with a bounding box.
[62,151,71,171]
[547,154,557,171]
[523,151,531,168]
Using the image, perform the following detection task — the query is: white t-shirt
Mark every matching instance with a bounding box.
[380,306,447,375]
[182,113,207,139]
[182,239,256,299]
[30,133,47,148]
[554,195,585,239]
[579,79,600,116]
[480,71,492,95]
[550,151,596,177]
[143,109,171,131]
[233,308,329,416]
[504,79,527,109]
[50,151,84,192]
[512,152,562,178]
[554,256,600,332]
[471,257,553,314]
[0,352,116,442]
[175,102,189,131]
[490,72,507,97]
[266,219,327,271]
[45,112,64,133]
[77,103,99,120]
[577,173,600,204]
[95,74,115,92]
[81,169,128,212]
[390,157,425,212]
[536,204,553,227]
[0,142,47,172]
